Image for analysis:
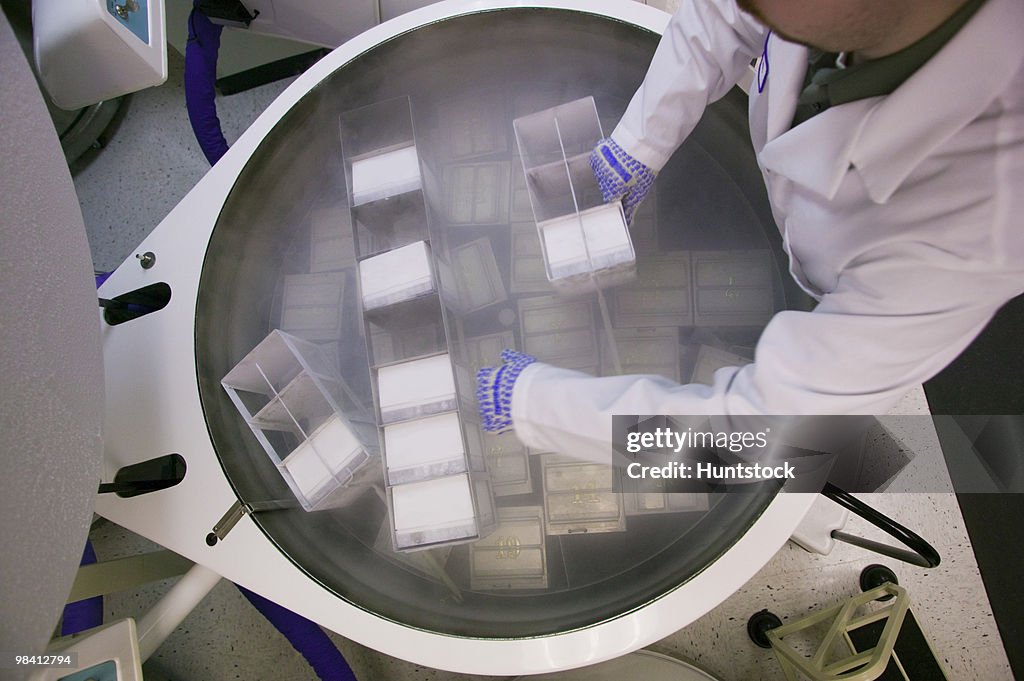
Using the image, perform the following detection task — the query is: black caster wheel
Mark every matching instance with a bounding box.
[859,563,899,601]
[747,609,783,648]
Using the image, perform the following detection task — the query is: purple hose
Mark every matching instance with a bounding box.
[185,5,229,164]
[61,539,103,635]
[237,586,358,681]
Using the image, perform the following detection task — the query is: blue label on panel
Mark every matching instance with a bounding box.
[107,0,150,44]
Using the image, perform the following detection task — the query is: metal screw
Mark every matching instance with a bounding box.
[136,251,156,269]
[112,0,139,20]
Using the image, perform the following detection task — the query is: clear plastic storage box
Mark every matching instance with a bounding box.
[221,330,379,511]
[513,96,635,290]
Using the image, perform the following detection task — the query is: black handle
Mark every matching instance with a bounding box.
[823,482,941,568]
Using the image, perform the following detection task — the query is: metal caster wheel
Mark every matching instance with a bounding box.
[859,563,899,601]
[747,609,783,649]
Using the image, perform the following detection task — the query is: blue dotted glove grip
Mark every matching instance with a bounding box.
[476,349,537,434]
[590,137,657,224]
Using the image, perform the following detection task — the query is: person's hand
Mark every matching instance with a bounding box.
[590,137,657,225]
[476,349,537,434]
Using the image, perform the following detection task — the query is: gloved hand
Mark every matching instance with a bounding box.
[476,349,537,434]
[590,137,657,225]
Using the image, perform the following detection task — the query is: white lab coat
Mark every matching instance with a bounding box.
[510,0,1024,459]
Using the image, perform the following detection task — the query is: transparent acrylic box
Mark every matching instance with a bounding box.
[341,97,423,207]
[513,96,635,291]
[340,97,432,259]
[221,330,379,511]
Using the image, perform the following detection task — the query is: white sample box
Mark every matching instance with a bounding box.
[389,472,496,551]
[541,455,625,535]
[539,203,633,281]
[221,330,377,512]
[469,506,548,590]
[280,414,373,502]
[280,272,346,342]
[359,240,435,311]
[689,344,752,386]
[377,353,458,424]
[350,144,423,206]
[384,411,470,485]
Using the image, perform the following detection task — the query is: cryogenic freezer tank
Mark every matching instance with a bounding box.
[96,0,818,674]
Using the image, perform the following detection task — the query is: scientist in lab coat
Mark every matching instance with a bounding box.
[477,0,1024,457]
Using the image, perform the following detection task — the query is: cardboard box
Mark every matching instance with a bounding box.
[541,455,625,535]
[692,250,775,327]
[469,506,548,590]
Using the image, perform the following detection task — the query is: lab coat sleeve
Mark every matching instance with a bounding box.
[510,244,1024,461]
[612,0,767,170]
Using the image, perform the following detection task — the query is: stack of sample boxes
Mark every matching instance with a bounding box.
[341,97,497,552]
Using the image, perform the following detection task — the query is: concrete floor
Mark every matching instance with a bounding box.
[71,4,1012,680]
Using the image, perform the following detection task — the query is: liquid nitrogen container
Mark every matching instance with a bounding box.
[96,1,818,674]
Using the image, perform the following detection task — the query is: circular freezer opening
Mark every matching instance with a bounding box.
[196,8,804,640]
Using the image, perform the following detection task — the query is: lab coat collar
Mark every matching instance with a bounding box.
[763,36,807,143]
[760,0,1024,204]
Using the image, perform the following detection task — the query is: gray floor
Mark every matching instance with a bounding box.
[71,15,1011,681]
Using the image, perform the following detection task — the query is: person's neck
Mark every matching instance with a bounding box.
[851,0,975,64]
